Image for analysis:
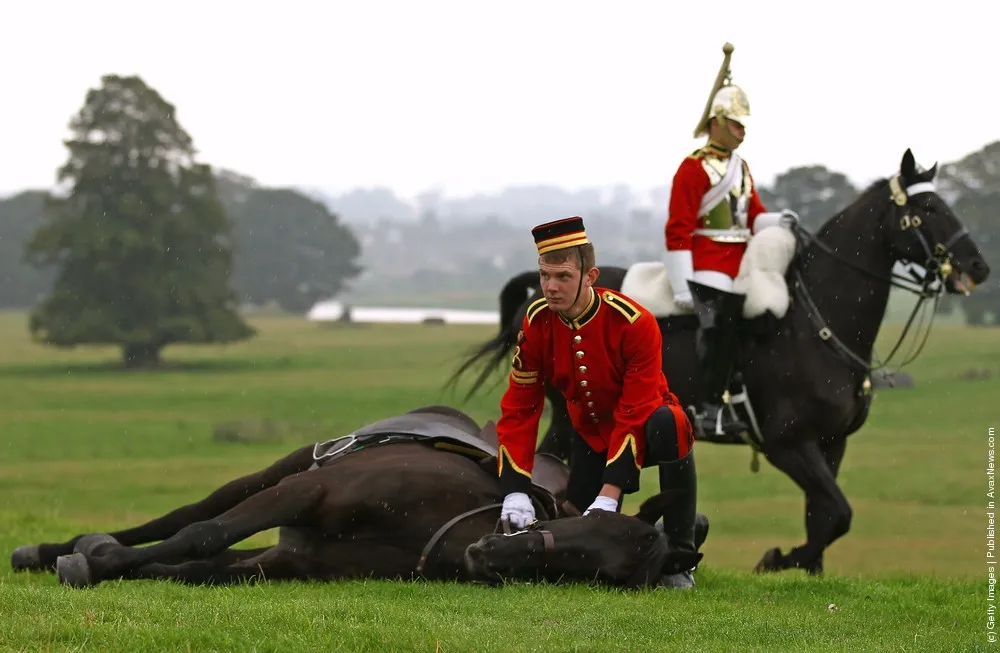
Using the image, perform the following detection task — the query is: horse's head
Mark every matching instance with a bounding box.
[464,492,702,589]
[883,149,990,293]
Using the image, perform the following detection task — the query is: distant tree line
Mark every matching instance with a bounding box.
[1,75,998,371]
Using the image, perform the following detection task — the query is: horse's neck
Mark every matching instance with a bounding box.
[799,197,895,362]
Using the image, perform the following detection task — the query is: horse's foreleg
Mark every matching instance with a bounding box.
[13,445,317,573]
[806,436,850,574]
[57,475,328,587]
[128,547,307,586]
[754,439,852,576]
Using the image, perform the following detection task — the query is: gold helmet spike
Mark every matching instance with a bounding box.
[694,42,740,139]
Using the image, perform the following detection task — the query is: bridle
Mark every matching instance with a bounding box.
[418,504,674,589]
[788,173,970,378]
[414,497,561,577]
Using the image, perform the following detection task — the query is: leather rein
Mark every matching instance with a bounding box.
[415,498,566,577]
[787,175,970,378]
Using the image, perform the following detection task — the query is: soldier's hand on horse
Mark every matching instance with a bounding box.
[501,492,535,529]
[674,291,694,311]
[583,495,619,515]
[779,210,800,229]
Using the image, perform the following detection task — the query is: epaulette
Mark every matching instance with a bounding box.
[694,143,731,162]
[601,290,641,324]
[525,297,549,326]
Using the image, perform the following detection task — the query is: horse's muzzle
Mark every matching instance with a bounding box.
[463,540,502,583]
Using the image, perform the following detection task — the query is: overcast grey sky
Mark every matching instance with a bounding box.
[2,0,996,203]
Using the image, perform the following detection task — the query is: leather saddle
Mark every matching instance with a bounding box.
[311,405,571,515]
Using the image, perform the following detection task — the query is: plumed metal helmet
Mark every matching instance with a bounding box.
[693,43,751,137]
[709,84,751,130]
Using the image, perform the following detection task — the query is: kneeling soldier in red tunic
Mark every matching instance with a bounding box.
[496,216,700,588]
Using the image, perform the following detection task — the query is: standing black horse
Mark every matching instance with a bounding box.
[11,405,702,589]
[449,150,990,576]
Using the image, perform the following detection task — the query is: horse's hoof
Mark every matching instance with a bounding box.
[805,563,824,577]
[11,545,42,572]
[57,553,95,588]
[753,547,784,574]
[73,534,121,557]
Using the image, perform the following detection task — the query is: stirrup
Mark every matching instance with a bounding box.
[691,404,746,438]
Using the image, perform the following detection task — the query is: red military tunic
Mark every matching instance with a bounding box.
[665,142,768,279]
[496,287,692,497]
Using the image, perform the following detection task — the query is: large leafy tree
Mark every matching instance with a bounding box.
[24,74,255,367]
[215,171,364,313]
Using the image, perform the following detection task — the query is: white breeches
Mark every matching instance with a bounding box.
[692,270,741,294]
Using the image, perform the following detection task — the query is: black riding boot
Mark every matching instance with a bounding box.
[657,453,698,589]
[689,280,748,438]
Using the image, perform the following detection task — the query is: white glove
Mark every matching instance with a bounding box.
[501,492,535,529]
[664,250,694,311]
[753,210,800,234]
[673,291,693,311]
[583,495,619,516]
[779,209,800,229]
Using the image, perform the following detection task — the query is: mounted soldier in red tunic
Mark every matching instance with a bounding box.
[496,215,701,588]
[664,43,798,439]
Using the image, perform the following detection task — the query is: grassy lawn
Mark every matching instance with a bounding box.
[0,310,995,651]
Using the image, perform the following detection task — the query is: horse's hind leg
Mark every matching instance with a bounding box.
[754,439,852,576]
[57,473,328,587]
[14,445,316,574]
[127,546,308,586]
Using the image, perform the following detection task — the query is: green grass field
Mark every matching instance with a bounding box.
[0,310,996,651]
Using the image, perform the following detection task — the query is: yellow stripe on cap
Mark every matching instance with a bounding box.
[536,232,590,255]
[531,216,590,255]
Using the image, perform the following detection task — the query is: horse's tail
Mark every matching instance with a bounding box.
[498,270,540,337]
[445,270,540,402]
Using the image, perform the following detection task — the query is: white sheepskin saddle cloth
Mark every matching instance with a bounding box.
[619,226,798,319]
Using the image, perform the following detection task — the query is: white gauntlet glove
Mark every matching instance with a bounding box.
[778,209,800,229]
[664,250,694,311]
[501,492,535,529]
[752,210,800,234]
[583,495,619,516]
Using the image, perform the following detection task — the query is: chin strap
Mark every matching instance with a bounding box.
[559,247,588,320]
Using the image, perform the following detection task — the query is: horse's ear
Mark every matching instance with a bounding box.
[633,490,681,524]
[477,455,497,474]
[479,420,498,448]
[900,148,917,179]
[927,162,939,180]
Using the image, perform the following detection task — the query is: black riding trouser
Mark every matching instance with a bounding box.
[564,405,690,513]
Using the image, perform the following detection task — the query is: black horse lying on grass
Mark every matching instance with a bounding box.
[11,405,705,590]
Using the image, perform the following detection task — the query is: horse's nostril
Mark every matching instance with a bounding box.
[466,545,485,563]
